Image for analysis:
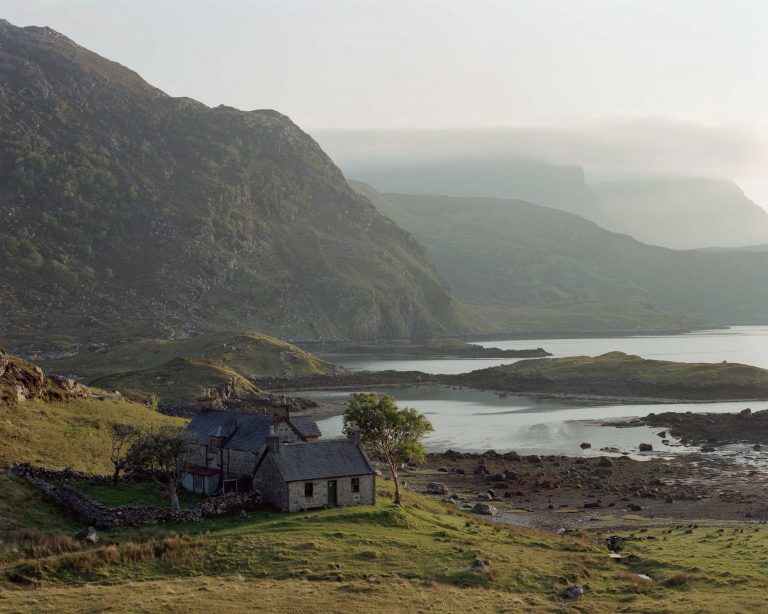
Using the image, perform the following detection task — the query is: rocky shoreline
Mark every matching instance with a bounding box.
[606,408,768,447]
[401,448,768,530]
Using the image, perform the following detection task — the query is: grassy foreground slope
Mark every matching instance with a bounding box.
[3,364,768,611]
[40,331,337,404]
[454,351,768,400]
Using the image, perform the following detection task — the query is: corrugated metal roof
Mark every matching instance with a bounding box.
[183,410,321,452]
[269,439,375,482]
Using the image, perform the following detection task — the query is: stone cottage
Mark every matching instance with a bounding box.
[253,428,376,512]
[181,408,320,496]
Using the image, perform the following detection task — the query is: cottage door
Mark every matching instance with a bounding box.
[327,480,338,506]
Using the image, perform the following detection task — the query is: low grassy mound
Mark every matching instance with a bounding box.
[42,331,337,405]
[452,352,768,400]
[338,338,549,358]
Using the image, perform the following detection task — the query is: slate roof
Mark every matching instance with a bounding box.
[291,416,322,438]
[267,439,376,482]
[183,410,320,452]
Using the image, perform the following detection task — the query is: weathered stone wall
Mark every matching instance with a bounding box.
[336,474,375,507]
[285,474,375,513]
[222,448,259,477]
[12,464,261,529]
[252,454,286,510]
[287,479,327,512]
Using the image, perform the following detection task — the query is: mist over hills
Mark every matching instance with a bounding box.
[0,20,468,343]
[337,156,607,223]
[352,182,768,330]
[320,129,768,250]
[594,178,768,249]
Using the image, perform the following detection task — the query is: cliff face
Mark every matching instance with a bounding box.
[0,20,465,342]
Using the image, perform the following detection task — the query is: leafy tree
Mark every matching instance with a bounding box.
[108,423,141,484]
[343,393,433,506]
[126,427,193,511]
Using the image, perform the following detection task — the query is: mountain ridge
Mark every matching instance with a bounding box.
[351,181,768,329]
[0,20,469,343]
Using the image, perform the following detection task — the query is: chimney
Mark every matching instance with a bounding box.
[347,424,361,446]
[270,394,290,420]
[266,425,280,453]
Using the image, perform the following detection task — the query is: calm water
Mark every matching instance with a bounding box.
[318,326,768,374]
[310,326,768,456]
[310,385,766,457]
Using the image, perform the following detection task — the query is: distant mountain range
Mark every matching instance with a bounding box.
[352,182,768,330]
[0,20,469,343]
[332,151,768,251]
[594,178,768,249]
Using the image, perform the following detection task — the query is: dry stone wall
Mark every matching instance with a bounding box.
[12,464,261,529]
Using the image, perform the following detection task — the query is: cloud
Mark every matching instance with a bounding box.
[315,118,768,182]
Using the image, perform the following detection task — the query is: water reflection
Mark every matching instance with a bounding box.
[306,385,763,457]
[318,326,768,374]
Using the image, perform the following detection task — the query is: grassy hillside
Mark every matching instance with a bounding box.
[353,182,768,329]
[2,357,768,611]
[2,420,764,614]
[39,331,337,405]
[0,20,469,343]
[454,351,768,400]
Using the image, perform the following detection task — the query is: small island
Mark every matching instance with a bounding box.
[333,338,551,359]
[449,351,768,401]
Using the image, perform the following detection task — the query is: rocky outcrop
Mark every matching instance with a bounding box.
[0,348,90,404]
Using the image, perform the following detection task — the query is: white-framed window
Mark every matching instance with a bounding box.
[193,474,203,492]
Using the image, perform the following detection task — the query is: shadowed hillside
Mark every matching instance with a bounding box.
[352,182,768,330]
[0,20,469,343]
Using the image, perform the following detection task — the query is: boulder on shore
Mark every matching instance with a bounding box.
[425,482,447,495]
[472,502,498,516]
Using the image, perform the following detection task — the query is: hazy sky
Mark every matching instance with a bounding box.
[5,0,768,206]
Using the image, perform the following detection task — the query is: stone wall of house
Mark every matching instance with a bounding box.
[276,421,302,443]
[337,474,375,507]
[222,448,259,477]
[189,443,208,467]
[252,454,286,510]
[285,474,375,513]
[287,479,327,512]
[11,464,261,529]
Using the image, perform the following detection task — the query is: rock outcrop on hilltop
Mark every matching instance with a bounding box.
[0,348,90,403]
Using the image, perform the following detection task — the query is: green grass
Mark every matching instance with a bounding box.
[3,362,768,611]
[40,331,337,404]
[455,351,768,399]
[3,485,768,612]
[0,398,185,472]
[72,481,203,509]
